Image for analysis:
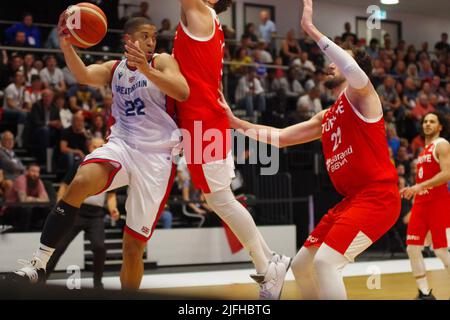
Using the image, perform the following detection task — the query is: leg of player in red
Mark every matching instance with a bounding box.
[220,0,401,299]
[401,112,450,300]
[173,0,290,300]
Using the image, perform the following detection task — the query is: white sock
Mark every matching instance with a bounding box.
[416,276,430,295]
[33,243,55,269]
[313,243,349,300]
[407,245,430,294]
[204,188,269,274]
[291,246,320,300]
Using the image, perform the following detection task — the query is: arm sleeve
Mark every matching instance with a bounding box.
[317,36,369,89]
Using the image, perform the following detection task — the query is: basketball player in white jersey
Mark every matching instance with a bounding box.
[400,112,450,300]
[9,14,189,290]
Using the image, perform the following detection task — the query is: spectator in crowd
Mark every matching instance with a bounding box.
[254,39,273,64]
[412,94,435,121]
[341,22,358,45]
[55,92,73,129]
[387,124,401,157]
[436,63,448,81]
[384,58,394,75]
[46,137,119,289]
[62,64,78,89]
[416,42,430,61]
[59,111,89,170]
[89,114,107,139]
[406,63,421,87]
[23,53,39,87]
[67,83,99,114]
[377,76,401,112]
[279,66,305,110]
[3,54,24,86]
[383,37,395,60]
[403,77,418,109]
[44,27,60,50]
[259,10,276,53]
[29,89,62,163]
[243,23,259,47]
[156,18,173,53]
[182,178,216,226]
[419,59,434,81]
[5,13,42,48]
[33,58,44,73]
[235,67,266,118]
[2,70,27,147]
[159,205,173,229]
[280,29,302,66]
[367,38,379,60]
[0,131,25,181]
[39,55,66,92]
[392,60,407,82]
[296,86,322,118]
[229,47,253,77]
[2,163,49,231]
[12,31,29,48]
[132,1,152,21]
[253,50,268,79]
[435,32,450,54]
[0,169,13,201]
[24,75,42,110]
[292,51,316,75]
[396,146,412,177]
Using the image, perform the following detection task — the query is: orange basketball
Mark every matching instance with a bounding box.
[65,2,108,48]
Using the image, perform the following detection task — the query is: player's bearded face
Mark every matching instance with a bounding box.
[422,115,442,137]
[131,25,157,61]
[324,63,346,89]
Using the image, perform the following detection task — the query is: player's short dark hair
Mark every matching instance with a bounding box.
[352,48,373,76]
[213,0,233,14]
[422,111,449,137]
[124,17,154,35]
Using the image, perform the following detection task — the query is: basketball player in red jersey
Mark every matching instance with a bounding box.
[219,0,400,299]
[173,0,290,299]
[401,112,450,300]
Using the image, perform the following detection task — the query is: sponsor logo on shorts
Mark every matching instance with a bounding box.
[307,235,319,244]
[141,226,150,235]
[407,234,420,241]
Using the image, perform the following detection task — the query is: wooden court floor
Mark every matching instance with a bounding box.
[144,270,450,300]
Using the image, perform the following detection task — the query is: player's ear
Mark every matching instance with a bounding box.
[123,34,130,44]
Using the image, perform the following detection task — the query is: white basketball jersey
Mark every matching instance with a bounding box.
[109,55,181,152]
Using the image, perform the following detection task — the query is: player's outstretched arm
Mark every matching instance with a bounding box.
[301,0,381,119]
[218,91,323,148]
[125,40,189,101]
[58,11,115,88]
[400,142,450,199]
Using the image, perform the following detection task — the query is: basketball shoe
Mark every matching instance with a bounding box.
[6,257,46,284]
[251,261,287,300]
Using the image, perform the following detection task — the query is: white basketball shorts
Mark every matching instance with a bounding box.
[81,137,176,242]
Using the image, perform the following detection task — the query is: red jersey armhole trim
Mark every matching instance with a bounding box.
[110,60,121,85]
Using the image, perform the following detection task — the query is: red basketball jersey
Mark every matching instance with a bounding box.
[172,7,226,123]
[321,91,398,196]
[415,137,449,203]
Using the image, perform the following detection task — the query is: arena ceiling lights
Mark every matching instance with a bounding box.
[380,0,399,4]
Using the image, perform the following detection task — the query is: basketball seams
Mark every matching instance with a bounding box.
[66,3,107,48]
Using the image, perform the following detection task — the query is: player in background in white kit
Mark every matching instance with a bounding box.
[9,13,189,290]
